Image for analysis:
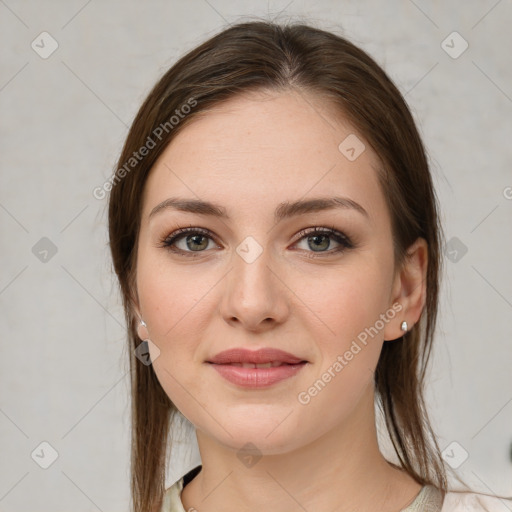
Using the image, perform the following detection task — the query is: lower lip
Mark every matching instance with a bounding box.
[208,362,307,388]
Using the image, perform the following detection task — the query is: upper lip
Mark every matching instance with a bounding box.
[207,348,307,365]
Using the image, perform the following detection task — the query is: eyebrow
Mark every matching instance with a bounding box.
[149,196,369,221]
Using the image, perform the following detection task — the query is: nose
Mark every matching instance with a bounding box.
[219,242,290,332]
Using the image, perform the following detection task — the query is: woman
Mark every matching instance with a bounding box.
[108,20,511,512]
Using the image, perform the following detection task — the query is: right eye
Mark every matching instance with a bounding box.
[160,227,219,257]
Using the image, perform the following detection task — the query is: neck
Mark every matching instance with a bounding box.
[181,383,423,512]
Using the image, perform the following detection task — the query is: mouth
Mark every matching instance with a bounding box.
[205,348,308,387]
[206,347,307,366]
[207,361,306,368]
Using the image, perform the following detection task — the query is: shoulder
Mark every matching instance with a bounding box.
[441,490,512,512]
[160,465,202,512]
[159,478,186,512]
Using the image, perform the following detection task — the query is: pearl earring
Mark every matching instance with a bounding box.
[400,321,408,332]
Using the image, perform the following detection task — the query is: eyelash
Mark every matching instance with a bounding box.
[159,225,355,259]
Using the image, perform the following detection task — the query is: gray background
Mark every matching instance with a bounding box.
[1,1,511,510]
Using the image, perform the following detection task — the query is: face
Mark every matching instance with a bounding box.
[135,90,401,454]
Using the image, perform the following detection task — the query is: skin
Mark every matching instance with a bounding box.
[134,89,428,512]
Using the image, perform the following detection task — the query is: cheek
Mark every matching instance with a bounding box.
[294,262,392,403]
[135,249,214,414]
[136,249,211,342]
[292,270,388,431]
[300,261,392,347]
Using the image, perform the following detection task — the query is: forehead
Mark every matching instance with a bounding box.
[142,90,388,227]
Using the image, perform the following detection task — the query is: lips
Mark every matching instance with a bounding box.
[206,347,308,388]
[206,347,307,366]
[224,361,289,368]
[206,348,308,387]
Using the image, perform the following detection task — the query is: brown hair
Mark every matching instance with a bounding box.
[109,18,467,512]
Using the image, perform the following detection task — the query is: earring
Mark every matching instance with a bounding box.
[140,319,147,328]
[400,321,408,332]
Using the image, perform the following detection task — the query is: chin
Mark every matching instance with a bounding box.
[201,416,308,456]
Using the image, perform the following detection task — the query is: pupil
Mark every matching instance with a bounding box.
[187,235,207,251]
[309,235,328,251]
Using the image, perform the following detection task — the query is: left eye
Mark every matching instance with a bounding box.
[293,227,354,256]
[161,226,353,257]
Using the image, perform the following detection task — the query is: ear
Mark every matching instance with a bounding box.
[383,237,428,342]
[129,290,149,341]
